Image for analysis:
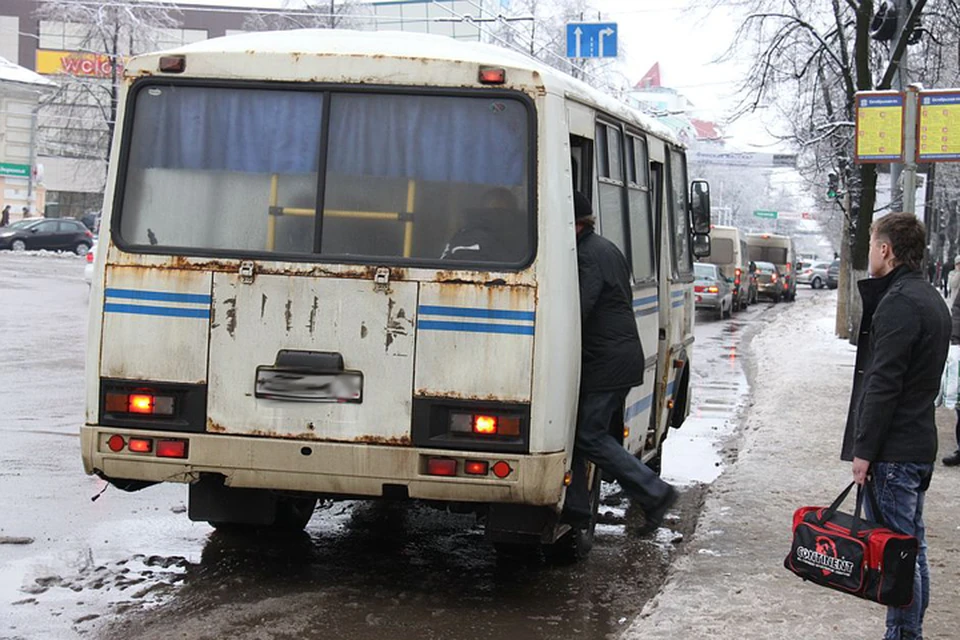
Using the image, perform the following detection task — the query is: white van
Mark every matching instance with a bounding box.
[746,233,796,302]
[701,225,753,310]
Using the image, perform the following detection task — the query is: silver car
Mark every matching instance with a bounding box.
[796,260,831,289]
[694,262,734,320]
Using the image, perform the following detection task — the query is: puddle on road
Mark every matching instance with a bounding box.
[96,495,705,640]
[661,311,753,487]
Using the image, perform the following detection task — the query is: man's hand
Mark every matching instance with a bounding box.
[852,457,871,486]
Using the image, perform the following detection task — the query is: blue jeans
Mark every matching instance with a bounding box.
[865,462,934,640]
[565,389,670,518]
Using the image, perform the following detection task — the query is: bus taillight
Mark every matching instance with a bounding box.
[473,415,498,434]
[478,67,506,84]
[426,457,457,476]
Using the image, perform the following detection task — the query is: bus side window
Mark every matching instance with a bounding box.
[569,135,593,203]
[626,134,655,281]
[595,123,628,259]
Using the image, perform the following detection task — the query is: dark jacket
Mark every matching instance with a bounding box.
[841,266,951,463]
[576,227,644,392]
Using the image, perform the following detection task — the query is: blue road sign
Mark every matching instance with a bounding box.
[566,22,618,58]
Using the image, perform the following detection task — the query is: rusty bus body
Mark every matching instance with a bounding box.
[81,29,708,555]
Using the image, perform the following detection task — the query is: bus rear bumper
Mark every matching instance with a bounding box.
[81,426,567,506]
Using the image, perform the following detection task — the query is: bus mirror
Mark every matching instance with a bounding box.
[692,233,711,258]
[690,180,711,234]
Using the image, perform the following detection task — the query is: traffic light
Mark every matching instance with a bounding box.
[827,172,839,199]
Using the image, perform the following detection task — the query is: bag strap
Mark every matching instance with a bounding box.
[818,482,868,536]
[820,481,856,521]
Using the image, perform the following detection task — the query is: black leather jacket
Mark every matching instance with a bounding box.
[576,228,644,393]
[841,266,951,462]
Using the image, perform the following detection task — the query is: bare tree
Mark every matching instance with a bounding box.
[723,0,958,339]
[35,0,182,189]
[243,0,373,32]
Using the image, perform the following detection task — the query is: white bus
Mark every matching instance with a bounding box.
[82,29,711,557]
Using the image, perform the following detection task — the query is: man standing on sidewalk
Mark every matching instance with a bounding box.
[842,212,950,640]
[564,191,677,535]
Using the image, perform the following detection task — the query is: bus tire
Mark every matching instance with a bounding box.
[209,497,317,535]
[543,470,601,563]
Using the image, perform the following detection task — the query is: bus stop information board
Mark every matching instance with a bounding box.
[918,91,960,161]
[855,92,905,163]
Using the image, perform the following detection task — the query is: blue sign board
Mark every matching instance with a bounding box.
[566,22,618,58]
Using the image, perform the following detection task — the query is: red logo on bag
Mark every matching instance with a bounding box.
[815,536,839,576]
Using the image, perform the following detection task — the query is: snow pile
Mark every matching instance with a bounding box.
[0,56,56,88]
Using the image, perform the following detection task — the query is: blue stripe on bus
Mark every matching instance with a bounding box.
[671,290,685,298]
[625,394,654,421]
[635,307,658,317]
[671,301,685,308]
[105,288,212,305]
[632,294,658,307]
[417,320,534,336]
[418,305,535,322]
[624,380,679,422]
[104,303,210,319]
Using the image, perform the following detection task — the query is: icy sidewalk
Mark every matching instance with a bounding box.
[624,291,960,640]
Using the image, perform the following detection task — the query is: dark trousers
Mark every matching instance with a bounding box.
[565,389,671,517]
[954,409,960,453]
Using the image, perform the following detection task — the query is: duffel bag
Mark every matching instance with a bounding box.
[784,481,918,606]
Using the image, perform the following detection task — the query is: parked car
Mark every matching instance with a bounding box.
[754,260,784,303]
[796,260,832,289]
[0,218,93,254]
[694,262,734,320]
[826,260,840,289]
[84,243,96,286]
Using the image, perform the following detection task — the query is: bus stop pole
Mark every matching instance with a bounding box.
[902,84,920,215]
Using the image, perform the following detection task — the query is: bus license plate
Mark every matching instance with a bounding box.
[255,368,363,403]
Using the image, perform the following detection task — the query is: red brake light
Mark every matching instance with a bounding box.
[478,67,506,84]
[694,285,705,293]
[159,55,186,73]
[473,415,498,435]
[128,438,152,453]
[128,394,154,414]
[427,457,457,476]
[86,251,94,263]
[491,461,512,479]
[464,460,489,476]
[107,434,125,452]
[156,439,187,459]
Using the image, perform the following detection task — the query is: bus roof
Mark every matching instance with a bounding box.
[127,28,680,146]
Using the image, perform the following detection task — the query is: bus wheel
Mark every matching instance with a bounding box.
[273,497,318,532]
[209,497,316,535]
[543,471,601,563]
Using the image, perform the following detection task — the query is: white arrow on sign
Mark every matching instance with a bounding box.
[598,27,614,57]
[573,27,582,57]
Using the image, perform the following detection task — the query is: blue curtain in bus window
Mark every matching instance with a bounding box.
[326,94,527,186]
[131,86,323,173]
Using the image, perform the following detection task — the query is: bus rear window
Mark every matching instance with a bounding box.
[748,246,788,264]
[118,84,533,267]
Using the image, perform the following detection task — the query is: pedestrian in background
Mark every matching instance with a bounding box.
[21,206,30,218]
[948,255,960,306]
[0,205,9,227]
[565,191,677,535]
[945,283,960,468]
[841,212,950,640]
